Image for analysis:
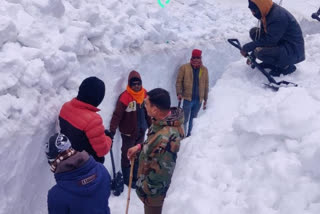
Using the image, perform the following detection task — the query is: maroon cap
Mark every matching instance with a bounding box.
[192,49,202,57]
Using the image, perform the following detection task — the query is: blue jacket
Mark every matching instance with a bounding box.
[243,4,305,67]
[48,157,111,214]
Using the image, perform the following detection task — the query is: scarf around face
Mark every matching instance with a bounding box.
[190,58,202,69]
[126,85,146,104]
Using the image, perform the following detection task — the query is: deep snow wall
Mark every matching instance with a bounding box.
[0,0,241,213]
[1,0,319,213]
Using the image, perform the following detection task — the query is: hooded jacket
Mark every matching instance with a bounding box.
[136,107,184,206]
[244,1,305,66]
[110,71,151,140]
[47,153,111,214]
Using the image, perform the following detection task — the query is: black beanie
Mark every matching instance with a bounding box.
[147,88,171,111]
[77,77,105,107]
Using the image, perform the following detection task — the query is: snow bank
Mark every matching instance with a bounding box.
[1,0,320,213]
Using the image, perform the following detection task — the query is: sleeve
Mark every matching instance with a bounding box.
[109,97,127,134]
[243,16,288,52]
[176,65,185,96]
[48,188,68,214]
[141,134,180,196]
[85,115,112,157]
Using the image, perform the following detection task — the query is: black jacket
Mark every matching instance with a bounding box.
[243,4,305,66]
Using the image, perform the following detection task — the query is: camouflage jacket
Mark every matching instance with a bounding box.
[136,107,184,206]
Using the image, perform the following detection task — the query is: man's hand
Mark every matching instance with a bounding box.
[203,100,207,110]
[246,58,252,65]
[127,144,140,160]
[240,50,248,57]
[177,94,182,101]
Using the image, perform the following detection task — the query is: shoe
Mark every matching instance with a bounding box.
[269,68,281,77]
[281,65,296,75]
[258,62,276,70]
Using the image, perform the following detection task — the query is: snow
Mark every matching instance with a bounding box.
[0,0,320,213]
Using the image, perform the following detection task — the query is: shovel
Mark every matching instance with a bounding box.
[110,147,124,196]
[311,8,320,21]
[227,38,298,91]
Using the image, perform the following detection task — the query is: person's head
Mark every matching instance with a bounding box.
[145,88,171,119]
[190,49,202,69]
[248,0,261,19]
[77,77,105,107]
[128,70,142,92]
[248,0,273,20]
[45,133,77,173]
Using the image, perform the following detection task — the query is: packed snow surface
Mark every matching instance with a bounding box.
[0,0,320,213]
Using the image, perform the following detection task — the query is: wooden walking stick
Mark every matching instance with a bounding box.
[125,157,135,214]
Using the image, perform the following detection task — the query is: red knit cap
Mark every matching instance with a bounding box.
[192,49,202,57]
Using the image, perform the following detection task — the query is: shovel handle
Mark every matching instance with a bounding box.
[227,39,242,50]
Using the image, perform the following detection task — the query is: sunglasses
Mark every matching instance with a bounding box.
[192,57,201,59]
[131,82,141,86]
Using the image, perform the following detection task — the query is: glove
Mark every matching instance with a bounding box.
[242,42,256,53]
[105,129,115,140]
[177,94,182,101]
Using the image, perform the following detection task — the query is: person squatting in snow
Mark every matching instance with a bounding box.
[127,88,184,214]
[108,70,151,188]
[241,0,305,77]
[58,77,112,164]
[176,49,209,137]
[46,133,111,214]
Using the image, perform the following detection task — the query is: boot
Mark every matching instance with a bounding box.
[269,68,281,77]
[258,62,276,71]
[281,64,296,75]
[270,65,296,77]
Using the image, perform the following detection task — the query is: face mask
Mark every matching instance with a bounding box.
[248,1,262,19]
[251,8,262,19]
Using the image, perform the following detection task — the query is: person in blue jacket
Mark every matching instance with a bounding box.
[46,133,111,214]
[241,0,305,77]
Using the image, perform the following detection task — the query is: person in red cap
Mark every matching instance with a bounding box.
[108,70,151,188]
[176,49,209,137]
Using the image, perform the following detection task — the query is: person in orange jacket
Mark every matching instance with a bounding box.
[109,70,151,188]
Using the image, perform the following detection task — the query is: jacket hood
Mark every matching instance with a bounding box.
[251,0,273,32]
[54,156,109,196]
[251,0,273,17]
[128,70,142,86]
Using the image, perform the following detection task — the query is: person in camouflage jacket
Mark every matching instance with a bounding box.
[128,88,184,214]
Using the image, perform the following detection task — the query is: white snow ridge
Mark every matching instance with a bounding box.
[0,0,320,214]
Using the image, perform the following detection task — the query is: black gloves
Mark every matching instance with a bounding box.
[105,129,115,140]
